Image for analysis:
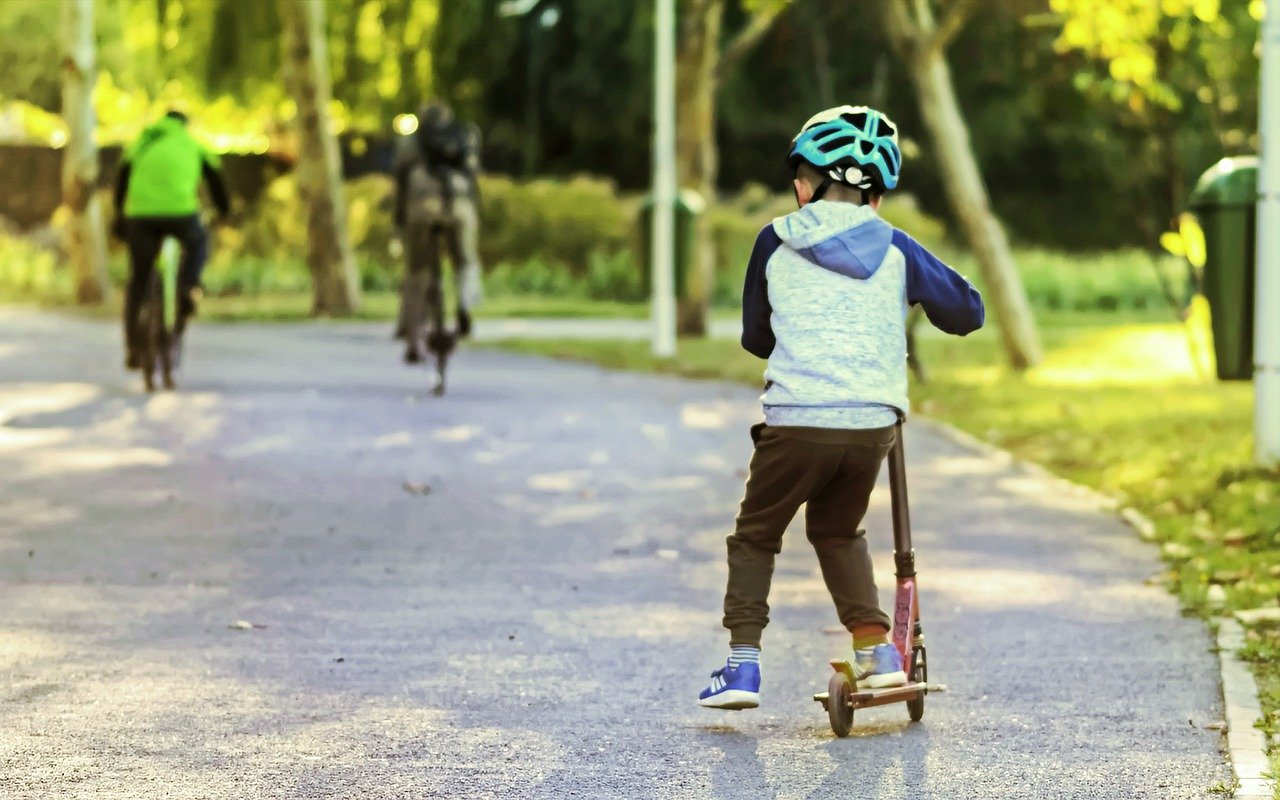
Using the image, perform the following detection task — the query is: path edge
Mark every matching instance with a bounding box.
[914,416,1274,799]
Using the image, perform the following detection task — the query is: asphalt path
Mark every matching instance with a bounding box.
[0,309,1229,798]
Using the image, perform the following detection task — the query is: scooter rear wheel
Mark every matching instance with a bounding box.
[827,672,854,737]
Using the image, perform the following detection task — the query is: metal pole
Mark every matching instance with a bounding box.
[650,0,677,358]
[1257,0,1280,466]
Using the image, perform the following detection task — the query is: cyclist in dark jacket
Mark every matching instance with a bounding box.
[393,103,483,364]
[113,110,229,369]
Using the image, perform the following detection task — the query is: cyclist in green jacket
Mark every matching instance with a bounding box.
[112,111,229,369]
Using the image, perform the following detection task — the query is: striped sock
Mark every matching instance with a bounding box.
[728,644,760,667]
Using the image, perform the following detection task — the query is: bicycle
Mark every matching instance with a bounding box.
[137,237,181,392]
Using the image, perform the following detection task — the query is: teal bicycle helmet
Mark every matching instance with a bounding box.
[788,106,902,201]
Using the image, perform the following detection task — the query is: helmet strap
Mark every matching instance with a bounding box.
[810,178,835,204]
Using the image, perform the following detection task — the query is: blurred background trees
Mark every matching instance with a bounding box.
[0,0,1263,329]
[0,0,1260,248]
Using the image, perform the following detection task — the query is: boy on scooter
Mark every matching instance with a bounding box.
[698,106,985,710]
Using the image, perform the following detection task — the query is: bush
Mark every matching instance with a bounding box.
[0,234,70,302]
[484,257,579,298]
[1002,249,1172,313]
[478,174,633,275]
[584,248,643,302]
[224,173,398,295]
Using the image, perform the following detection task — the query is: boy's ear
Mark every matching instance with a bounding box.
[793,178,813,208]
[869,194,884,211]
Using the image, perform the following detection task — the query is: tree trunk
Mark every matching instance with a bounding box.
[906,50,1041,369]
[279,0,361,316]
[879,0,1041,370]
[674,0,722,337]
[60,0,110,306]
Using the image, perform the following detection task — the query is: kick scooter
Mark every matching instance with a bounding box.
[813,419,930,737]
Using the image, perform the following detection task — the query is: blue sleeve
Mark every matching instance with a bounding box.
[893,229,985,336]
[741,225,782,358]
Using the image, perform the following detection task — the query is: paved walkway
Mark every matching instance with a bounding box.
[0,309,1229,798]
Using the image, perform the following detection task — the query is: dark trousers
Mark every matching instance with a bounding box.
[123,215,208,346]
[724,423,896,648]
[399,219,463,358]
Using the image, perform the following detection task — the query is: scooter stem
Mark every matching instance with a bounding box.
[887,420,915,578]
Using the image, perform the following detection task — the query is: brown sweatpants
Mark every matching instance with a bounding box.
[723,423,896,648]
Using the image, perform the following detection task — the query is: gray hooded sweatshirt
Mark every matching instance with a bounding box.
[740,200,985,429]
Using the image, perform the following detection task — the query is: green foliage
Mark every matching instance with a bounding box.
[961,248,1175,313]
[433,0,652,178]
[0,235,72,303]
[477,174,633,274]
[0,0,60,111]
[202,253,310,296]
[1,0,1260,254]
[484,257,577,298]
[584,249,644,302]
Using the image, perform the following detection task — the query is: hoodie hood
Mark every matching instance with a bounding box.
[771,200,893,280]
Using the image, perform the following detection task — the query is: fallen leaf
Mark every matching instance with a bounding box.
[402,481,432,496]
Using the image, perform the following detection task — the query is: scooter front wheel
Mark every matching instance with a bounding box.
[827,671,854,737]
[907,652,926,722]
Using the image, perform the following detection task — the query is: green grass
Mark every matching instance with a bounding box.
[488,313,1280,783]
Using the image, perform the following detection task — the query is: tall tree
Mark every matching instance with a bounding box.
[1048,0,1261,242]
[877,0,1042,370]
[675,0,789,336]
[60,0,111,305]
[278,0,361,316]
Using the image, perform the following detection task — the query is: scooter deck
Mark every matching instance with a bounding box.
[813,683,925,710]
[816,659,926,710]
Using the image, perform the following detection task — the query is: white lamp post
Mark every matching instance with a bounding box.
[650,0,678,358]
[1257,0,1280,465]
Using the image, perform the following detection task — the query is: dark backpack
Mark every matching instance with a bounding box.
[417,121,473,175]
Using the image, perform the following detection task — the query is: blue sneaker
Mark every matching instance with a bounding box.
[854,643,907,689]
[697,660,761,709]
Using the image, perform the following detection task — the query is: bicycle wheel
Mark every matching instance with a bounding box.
[139,275,163,392]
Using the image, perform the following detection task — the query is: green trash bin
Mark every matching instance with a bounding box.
[1189,156,1257,381]
[637,189,705,299]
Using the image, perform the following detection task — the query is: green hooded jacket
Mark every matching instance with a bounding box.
[120,116,226,218]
